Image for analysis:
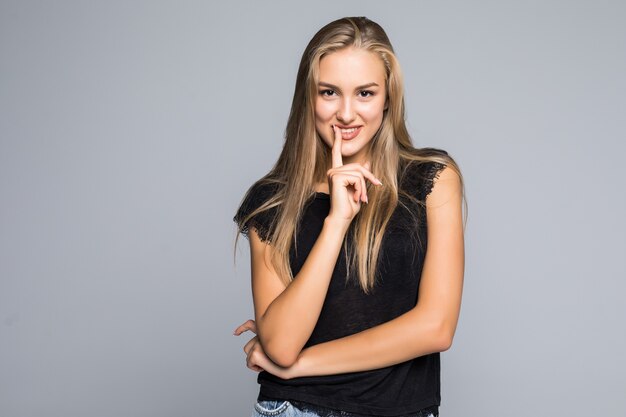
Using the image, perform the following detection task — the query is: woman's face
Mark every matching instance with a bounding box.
[315,47,387,166]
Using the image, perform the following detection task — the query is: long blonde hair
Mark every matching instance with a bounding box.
[235,16,466,292]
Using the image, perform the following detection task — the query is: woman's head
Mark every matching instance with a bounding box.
[275,17,411,184]
[308,18,405,168]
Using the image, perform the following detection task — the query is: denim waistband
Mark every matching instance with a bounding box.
[258,394,439,417]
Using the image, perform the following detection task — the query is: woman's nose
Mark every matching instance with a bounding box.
[336,98,355,124]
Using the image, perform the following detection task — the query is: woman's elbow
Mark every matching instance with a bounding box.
[256,322,300,367]
[436,332,454,352]
[431,322,456,352]
[263,339,300,368]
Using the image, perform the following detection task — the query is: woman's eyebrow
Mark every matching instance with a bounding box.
[318,82,380,91]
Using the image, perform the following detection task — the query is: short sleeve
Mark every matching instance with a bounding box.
[401,148,449,201]
[233,181,281,243]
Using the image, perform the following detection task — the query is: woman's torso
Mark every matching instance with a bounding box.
[249,154,448,416]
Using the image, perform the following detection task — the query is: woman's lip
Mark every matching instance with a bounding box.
[335,125,363,140]
[338,126,362,140]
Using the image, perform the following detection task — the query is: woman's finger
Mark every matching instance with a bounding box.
[344,163,382,186]
[335,168,372,203]
[360,174,368,204]
[343,174,362,203]
[246,355,264,372]
[243,336,258,355]
[233,319,257,336]
[331,125,343,168]
[247,345,271,373]
[246,350,264,372]
[331,163,382,188]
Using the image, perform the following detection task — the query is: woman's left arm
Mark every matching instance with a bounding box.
[238,166,464,379]
[290,166,464,377]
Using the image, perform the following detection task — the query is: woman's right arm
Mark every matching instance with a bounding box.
[249,125,381,368]
[249,217,346,368]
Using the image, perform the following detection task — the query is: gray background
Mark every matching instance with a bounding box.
[1,1,625,416]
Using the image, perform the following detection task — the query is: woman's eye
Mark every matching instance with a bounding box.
[320,89,335,97]
[359,90,374,98]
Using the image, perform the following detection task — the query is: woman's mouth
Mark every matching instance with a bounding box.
[336,126,362,140]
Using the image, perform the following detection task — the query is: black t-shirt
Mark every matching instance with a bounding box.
[234,149,448,417]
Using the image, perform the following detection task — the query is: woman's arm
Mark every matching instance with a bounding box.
[293,166,464,376]
[241,165,464,378]
[248,216,348,368]
[248,126,382,368]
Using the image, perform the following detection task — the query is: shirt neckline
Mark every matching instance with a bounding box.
[313,191,330,200]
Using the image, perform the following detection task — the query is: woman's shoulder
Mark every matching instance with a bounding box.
[240,179,282,207]
[399,147,452,201]
[233,178,283,241]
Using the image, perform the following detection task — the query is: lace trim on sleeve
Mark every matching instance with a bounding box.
[420,161,447,200]
[234,216,274,243]
[233,181,280,243]
[400,148,449,201]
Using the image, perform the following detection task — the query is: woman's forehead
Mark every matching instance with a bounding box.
[318,47,386,87]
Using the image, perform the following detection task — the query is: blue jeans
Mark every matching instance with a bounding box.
[252,399,438,417]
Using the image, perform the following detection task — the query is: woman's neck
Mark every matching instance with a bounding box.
[313,182,330,194]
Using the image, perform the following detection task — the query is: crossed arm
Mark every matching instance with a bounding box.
[235,166,464,379]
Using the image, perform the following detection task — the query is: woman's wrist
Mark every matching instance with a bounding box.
[323,215,351,234]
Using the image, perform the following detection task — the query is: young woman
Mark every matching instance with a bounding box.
[233,16,465,417]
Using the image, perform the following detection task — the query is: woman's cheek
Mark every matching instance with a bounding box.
[316,102,335,121]
[363,101,385,121]
[315,105,335,147]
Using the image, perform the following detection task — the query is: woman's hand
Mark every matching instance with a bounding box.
[326,124,382,222]
[233,319,298,380]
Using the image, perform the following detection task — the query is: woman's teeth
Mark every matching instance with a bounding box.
[341,128,357,133]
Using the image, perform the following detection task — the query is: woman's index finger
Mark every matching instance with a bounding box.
[332,125,343,168]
